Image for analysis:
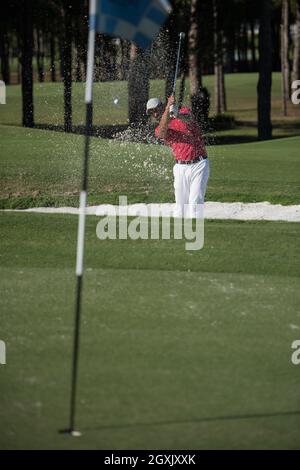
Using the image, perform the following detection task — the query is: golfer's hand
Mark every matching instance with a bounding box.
[167,95,175,109]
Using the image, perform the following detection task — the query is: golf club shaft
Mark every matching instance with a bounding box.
[172,32,185,96]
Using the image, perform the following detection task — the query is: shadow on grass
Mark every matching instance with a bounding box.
[85,409,300,432]
[207,134,300,145]
[30,122,300,146]
[206,135,259,145]
[238,120,300,130]
[35,123,128,139]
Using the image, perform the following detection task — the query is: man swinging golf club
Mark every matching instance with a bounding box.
[146,95,210,219]
[146,32,209,218]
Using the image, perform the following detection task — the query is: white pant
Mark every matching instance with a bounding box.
[173,158,210,218]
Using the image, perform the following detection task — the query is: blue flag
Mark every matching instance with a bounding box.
[93,0,172,49]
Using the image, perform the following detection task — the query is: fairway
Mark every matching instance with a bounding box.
[2,0,300,453]
[1,212,300,449]
[1,122,300,450]
[1,125,300,208]
[1,73,300,127]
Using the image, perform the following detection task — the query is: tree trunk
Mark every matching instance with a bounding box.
[221,67,227,111]
[243,23,249,71]
[17,34,21,84]
[35,29,45,82]
[94,34,102,81]
[281,0,290,116]
[164,12,177,99]
[20,0,34,128]
[292,0,300,83]
[75,47,82,82]
[257,0,272,140]
[110,41,117,81]
[272,21,281,71]
[213,0,221,114]
[250,21,256,71]
[227,27,236,73]
[0,30,10,85]
[62,1,72,132]
[17,58,21,84]
[189,0,202,97]
[237,30,242,72]
[50,33,56,82]
[213,0,226,114]
[189,0,210,126]
[74,12,83,83]
[214,64,221,114]
[128,43,150,125]
[120,40,129,80]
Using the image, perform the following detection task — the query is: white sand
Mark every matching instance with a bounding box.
[4,201,300,222]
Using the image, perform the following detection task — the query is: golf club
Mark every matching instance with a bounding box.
[172,32,185,96]
[170,32,185,117]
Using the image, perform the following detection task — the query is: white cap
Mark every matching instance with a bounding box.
[146,97,162,114]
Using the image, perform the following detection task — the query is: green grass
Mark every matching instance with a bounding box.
[0,212,300,449]
[1,73,300,133]
[1,125,300,208]
[1,70,299,449]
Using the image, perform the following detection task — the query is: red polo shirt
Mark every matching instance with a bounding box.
[155,108,207,161]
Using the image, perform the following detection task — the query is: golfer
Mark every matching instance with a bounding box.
[147,95,210,218]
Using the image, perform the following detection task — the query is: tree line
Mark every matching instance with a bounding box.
[0,0,299,139]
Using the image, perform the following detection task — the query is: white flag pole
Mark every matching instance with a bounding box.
[64,0,96,437]
[61,0,172,437]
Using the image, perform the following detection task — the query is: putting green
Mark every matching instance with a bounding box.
[0,213,299,449]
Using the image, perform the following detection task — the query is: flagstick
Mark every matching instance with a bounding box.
[59,0,172,438]
[63,0,96,437]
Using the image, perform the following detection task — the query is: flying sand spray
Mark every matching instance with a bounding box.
[112,33,185,113]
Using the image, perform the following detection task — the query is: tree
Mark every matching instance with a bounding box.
[257,0,273,140]
[62,0,73,132]
[50,33,56,82]
[128,44,150,125]
[0,30,10,85]
[164,10,178,99]
[35,29,45,82]
[281,0,290,116]
[267,1,283,72]
[250,20,257,71]
[292,0,300,83]
[163,0,191,100]
[20,0,34,128]
[213,0,227,114]
[0,2,15,85]
[189,0,202,96]
[188,0,210,127]
[73,0,88,83]
[119,39,130,81]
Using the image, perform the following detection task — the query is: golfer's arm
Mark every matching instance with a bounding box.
[157,106,171,139]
